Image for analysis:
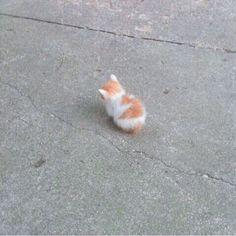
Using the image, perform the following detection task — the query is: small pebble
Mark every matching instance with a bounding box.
[33,158,46,168]
[163,88,170,94]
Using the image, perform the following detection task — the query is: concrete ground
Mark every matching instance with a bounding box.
[0,0,236,234]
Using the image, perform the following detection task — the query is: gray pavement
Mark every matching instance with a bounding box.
[0,0,236,234]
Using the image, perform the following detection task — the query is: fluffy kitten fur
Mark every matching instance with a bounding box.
[99,74,146,133]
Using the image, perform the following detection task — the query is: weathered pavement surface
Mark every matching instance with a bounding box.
[0,0,236,234]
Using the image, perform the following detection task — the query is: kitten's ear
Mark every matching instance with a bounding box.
[98,89,108,99]
[110,74,118,82]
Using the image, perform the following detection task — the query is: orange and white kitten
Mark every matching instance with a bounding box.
[99,74,146,133]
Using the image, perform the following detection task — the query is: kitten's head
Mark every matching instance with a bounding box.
[98,74,124,101]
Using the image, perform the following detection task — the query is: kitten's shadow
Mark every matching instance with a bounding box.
[75,97,119,132]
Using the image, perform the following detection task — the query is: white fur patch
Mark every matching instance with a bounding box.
[98,89,108,99]
[103,90,125,117]
[114,113,146,130]
[110,74,118,81]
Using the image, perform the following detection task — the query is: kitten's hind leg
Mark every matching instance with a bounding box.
[129,123,143,134]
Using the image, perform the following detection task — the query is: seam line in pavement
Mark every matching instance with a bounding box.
[1,12,236,54]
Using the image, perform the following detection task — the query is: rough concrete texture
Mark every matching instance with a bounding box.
[0,0,236,234]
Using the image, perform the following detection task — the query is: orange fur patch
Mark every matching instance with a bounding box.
[101,79,122,96]
[119,98,144,119]
[121,95,134,105]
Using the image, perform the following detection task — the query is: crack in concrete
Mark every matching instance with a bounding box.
[0,12,236,54]
[1,80,236,189]
[0,81,38,110]
[48,112,133,157]
[0,80,122,154]
[0,81,119,154]
[200,173,236,188]
[133,150,236,188]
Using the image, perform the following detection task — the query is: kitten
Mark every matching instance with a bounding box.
[99,74,146,133]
